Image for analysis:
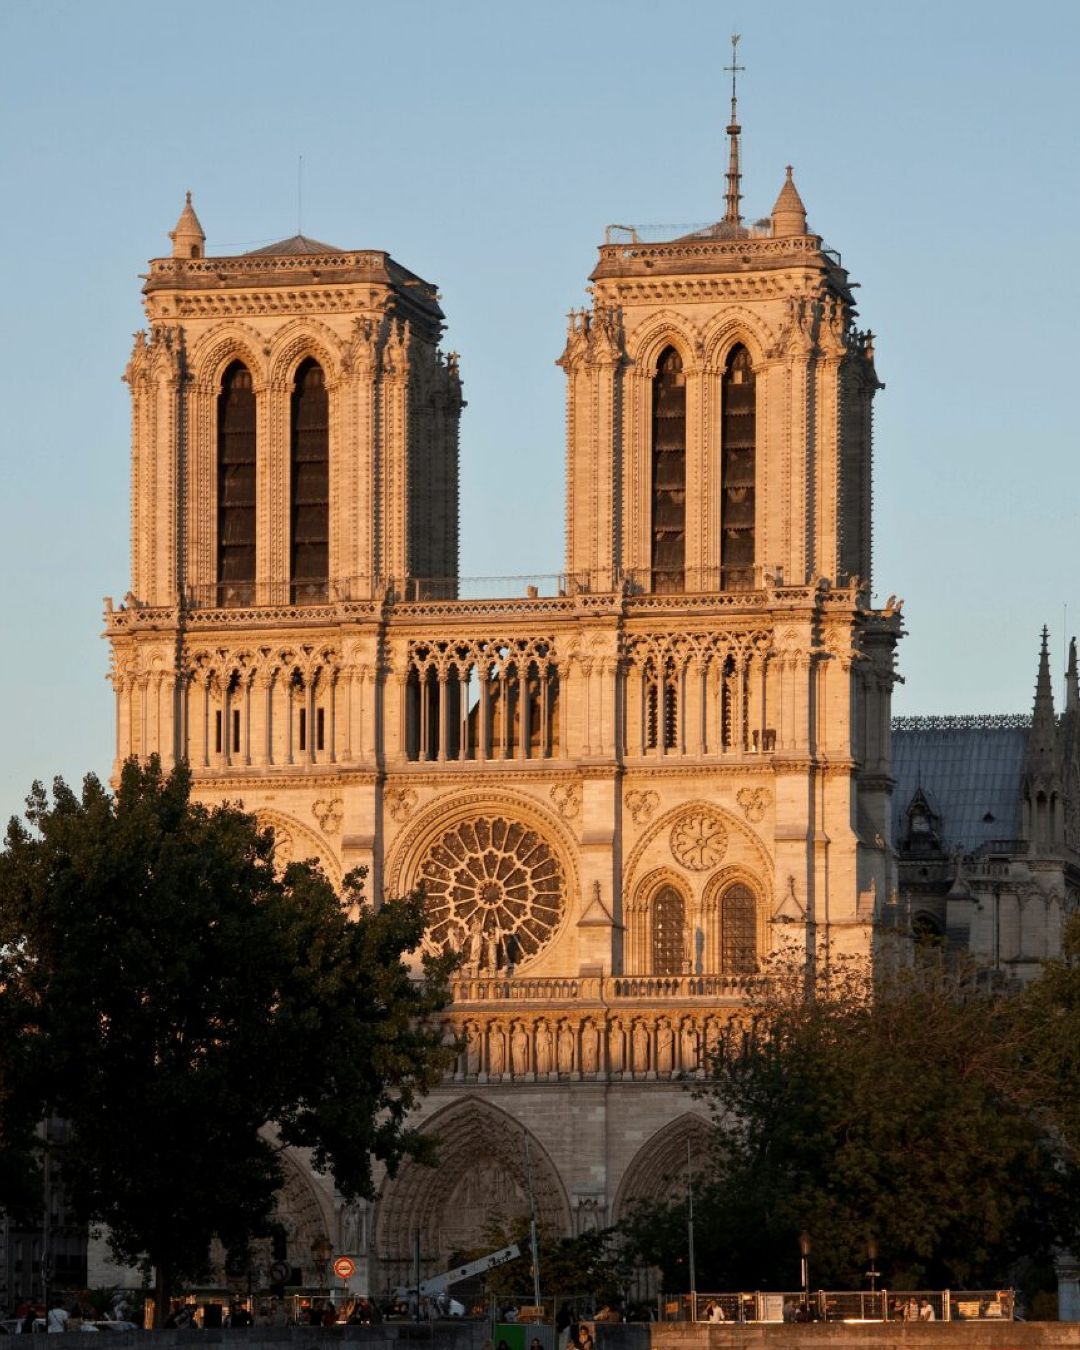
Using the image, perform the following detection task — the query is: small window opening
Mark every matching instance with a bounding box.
[316,707,325,752]
[214,710,223,755]
[298,707,307,753]
[232,708,241,755]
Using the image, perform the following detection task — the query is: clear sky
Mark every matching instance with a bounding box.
[1,0,1077,826]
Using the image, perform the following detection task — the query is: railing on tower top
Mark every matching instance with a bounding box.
[181,566,771,611]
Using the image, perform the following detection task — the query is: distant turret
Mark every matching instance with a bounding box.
[771,166,808,238]
[169,191,205,259]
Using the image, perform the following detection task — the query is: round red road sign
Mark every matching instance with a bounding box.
[333,1256,356,1280]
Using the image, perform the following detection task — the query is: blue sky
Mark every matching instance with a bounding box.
[1,0,1077,825]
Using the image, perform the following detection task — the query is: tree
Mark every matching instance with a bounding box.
[0,758,456,1320]
[618,949,1073,1294]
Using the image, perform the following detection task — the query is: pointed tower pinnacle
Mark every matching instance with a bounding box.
[169,191,205,260]
[1067,636,1079,715]
[771,165,808,238]
[722,34,745,227]
[1027,626,1059,778]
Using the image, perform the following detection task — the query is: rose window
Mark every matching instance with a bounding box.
[420,816,566,970]
[670,809,728,871]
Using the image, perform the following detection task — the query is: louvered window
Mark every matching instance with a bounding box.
[721,882,757,974]
[721,345,755,590]
[290,359,329,603]
[651,347,686,592]
[217,362,256,604]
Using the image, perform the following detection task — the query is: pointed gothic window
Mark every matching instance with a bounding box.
[217,362,256,604]
[290,358,329,603]
[721,345,755,590]
[651,347,686,592]
[652,886,686,975]
[720,882,757,974]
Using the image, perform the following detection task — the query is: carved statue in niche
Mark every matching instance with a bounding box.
[656,1018,674,1074]
[467,916,484,972]
[340,1198,369,1253]
[535,1020,554,1075]
[557,1021,574,1075]
[485,927,500,974]
[489,1023,506,1075]
[684,924,696,975]
[581,1020,599,1075]
[632,1020,650,1074]
[511,1022,530,1076]
[465,1022,482,1076]
[704,1016,722,1064]
[680,1018,699,1072]
[608,1019,625,1073]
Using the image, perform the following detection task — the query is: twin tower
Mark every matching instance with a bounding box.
[107,129,903,1284]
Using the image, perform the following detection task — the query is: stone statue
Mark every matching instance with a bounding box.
[340,1198,368,1253]
[467,916,484,971]
[557,1021,574,1074]
[511,1022,529,1075]
[535,1020,554,1074]
[485,927,500,973]
[489,1023,506,1075]
[465,1021,481,1076]
[680,1019,699,1072]
[581,1020,599,1074]
[632,1020,649,1073]
[608,1019,625,1073]
[656,1018,674,1074]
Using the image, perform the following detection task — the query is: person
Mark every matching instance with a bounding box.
[46,1305,68,1334]
[904,1297,918,1322]
[708,1300,725,1323]
[321,1303,337,1327]
[918,1299,936,1321]
[531,1338,544,1350]
[576,1325,595,1350]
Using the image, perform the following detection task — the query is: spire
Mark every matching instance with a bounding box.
[169,190,205,259]
[1067,637,1079,715]
[722,34,745,227]
[771,165,808,238]
[1026,625,1059,778]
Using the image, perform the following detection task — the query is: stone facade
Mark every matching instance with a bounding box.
[105,133,903,1293]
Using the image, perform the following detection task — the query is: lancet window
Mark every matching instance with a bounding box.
[404,638,560,763]
[217,362,256,605]
[290,359,329,604]
[721,345,755,590]
[652,887,686,975]
[651,347,686,593]
[720,882,757,974]
[644,659,679,752]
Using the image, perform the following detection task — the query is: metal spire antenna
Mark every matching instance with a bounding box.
[523,1132,542,1310]
[723,33,745,226]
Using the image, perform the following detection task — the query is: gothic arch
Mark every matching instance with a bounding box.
[252,808,342,889]
[373,1096,572,1270]
[626,867,693,974]
[385,788,580,935]
[269,318,343,390]
[612,1112,712,1220]
[630,312,702,376]
[700,309,772,372]
[702,867,767,974]
[190,321,269,392]
[622,799,773,911]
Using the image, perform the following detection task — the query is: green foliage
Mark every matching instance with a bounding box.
[452,1220,632,1303]
[0,758,456,1309]
[618,946,1076,1293]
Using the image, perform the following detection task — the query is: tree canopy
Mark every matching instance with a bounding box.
[0,759,456,1315]
[618,946,1079,1300]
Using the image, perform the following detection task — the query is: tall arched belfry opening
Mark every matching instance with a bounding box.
[106,76,903,1289]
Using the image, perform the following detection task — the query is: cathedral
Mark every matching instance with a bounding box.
[105,83,911,1295]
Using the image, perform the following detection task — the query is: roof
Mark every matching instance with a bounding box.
[891,716,1030,851]
[244,234,343,256]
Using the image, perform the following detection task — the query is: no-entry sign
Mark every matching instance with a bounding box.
[333,1256,356,1280]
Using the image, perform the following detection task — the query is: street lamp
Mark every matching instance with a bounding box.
[310,1235,333,1289]
[798,1231,811,1311]
[865,1238,880,1294]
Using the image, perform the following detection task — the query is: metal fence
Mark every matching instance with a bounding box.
[659,1289,1014,1323]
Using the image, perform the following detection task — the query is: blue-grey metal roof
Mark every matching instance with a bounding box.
[891,716,1030,852]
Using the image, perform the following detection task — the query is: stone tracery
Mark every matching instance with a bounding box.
[420,815,566,970]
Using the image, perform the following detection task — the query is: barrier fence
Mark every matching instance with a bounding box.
[658,1290,1014,1324]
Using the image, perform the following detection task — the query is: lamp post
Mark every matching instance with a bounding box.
[798,1231,811,1312]
[865,1239,879,1295]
